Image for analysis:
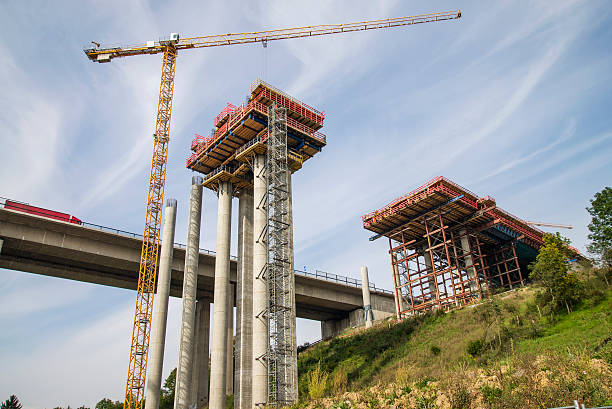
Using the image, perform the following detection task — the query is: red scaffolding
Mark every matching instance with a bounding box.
[364,177,543,319]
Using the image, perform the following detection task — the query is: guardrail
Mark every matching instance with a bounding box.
[548,401,612,409]
[295,269,393,295]
[2,196,393,293]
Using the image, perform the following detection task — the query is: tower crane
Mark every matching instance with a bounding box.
[83,10,461,409]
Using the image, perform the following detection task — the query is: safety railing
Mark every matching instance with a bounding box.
[295,269,393,294]
[203,164,235,183]
[214,103,238,126]
[254,88,324,126]
[548,401,612,409]
[250,78,325,118]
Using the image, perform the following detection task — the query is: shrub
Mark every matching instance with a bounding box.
[449,385,472,409]
[395,364,411,387]
[466,339,483,356]
[306,361,329,399]
[430,345,441,356]
[479,385,502,406]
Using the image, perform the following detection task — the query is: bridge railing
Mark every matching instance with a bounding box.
[295,269,392,295]
[2,196,393,292]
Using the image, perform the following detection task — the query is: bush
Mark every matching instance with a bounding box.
[449,385,472,409]
[466,339,483,356]
[430,345,441,356]
[306,361,329,399]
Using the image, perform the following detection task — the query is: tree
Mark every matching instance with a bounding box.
[587,186,612,265]
[159,368,176,409]
[94,398,122,409]
[529,233,581,315]
[1,396,22,409]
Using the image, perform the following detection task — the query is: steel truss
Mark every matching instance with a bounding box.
[389,211,523,319]
[265,105,296,407]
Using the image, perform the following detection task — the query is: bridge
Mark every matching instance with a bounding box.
[0,206,395,329]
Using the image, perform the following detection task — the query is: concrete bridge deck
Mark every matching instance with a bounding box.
[0,208,395,322]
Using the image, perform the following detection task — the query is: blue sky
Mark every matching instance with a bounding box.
[1,0,611,407]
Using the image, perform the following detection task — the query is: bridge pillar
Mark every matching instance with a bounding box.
[226,283,234,396]
[209,180,233,409]
[235,188,253,409]
[145,198,177,409]
[252,154,268,407]
[175,176,204,409]
[360,266,374,328]
[459,228,479,295]
[191,298,211,408]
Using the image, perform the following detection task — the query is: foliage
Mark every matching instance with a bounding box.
[586,186,612,262]
[449,385,472,409]
[159,368,176,409]
[530,233,582,314]
[306,361,329,399]
[466,339,483,356]
[1,396,22,409]
[430,345,441,356]
[94,399,122,409]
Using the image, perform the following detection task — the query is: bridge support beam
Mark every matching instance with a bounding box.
[360,266,373,328]
[226,284,234,396]
[235,188,254,409]
[252,154,268,407]
[175,176,204,409]
[145,198,177,409]
[191,298,211,408]
[209,181,233,409]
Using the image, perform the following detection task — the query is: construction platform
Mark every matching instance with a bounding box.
[362,176,544,318]
[186,79,326,191]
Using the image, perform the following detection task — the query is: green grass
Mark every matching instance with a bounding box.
[295,286,612,408]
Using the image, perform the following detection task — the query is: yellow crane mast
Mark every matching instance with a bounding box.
[83,10,461,409]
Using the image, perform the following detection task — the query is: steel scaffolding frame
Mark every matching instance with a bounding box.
[482,242,524,291]
[266,105,296,407]
[389,213,489,319]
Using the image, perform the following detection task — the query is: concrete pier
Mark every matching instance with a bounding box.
[459,229,480,295]
[226,284,234,396]
[252,154,268,407]
[209,181,233,409]
[145,198,177,409]
[190,299,211,408]
[175,176,203,409]
[360,266,374,328]
[391,254,404,318]
[235,189,254,409]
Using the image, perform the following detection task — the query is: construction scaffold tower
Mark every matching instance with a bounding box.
[266,105,296,406]
[188,79,326,407]
[362,177,547,319]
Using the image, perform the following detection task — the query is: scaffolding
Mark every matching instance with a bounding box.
[364,177,543,319]
[266,105,296,406]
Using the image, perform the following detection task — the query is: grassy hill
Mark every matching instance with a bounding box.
[294,285,612,409]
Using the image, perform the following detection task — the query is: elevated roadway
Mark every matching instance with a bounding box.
[0,207,394,323]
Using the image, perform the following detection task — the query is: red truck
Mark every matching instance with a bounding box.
[4,200,82,225]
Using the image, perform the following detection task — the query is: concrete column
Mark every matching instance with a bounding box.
[423,250,438,302]
[175,176,204,409]
[459,229,479,294]
[209,180,233,409]
[252,154,268,408]
[191,299,211,408]
[360,266,374,328]
[145,198,177,409]
[391,253,405,318]
[226,284,234,396]
[236,189,254,409]
[287,172,298,402]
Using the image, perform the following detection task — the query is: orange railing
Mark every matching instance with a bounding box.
[214,103,238,126]
[254,88,324,125]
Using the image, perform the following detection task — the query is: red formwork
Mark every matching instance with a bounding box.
[365,176,538,319]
